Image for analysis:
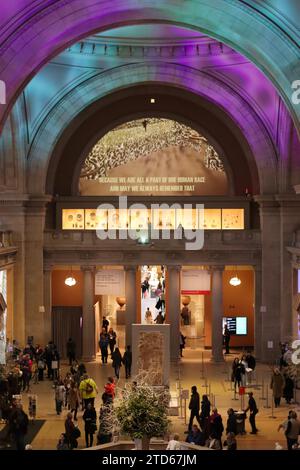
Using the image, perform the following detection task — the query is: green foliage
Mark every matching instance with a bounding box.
[115,381,170,439]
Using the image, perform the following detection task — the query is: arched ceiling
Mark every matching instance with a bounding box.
[0,0,299,134]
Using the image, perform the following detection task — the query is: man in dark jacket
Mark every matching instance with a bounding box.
[226,408,237,435]
[188,385,202,431]
[66,338,76,366]
[244,392,258,434]
[122,345,132,379]
[9,404,29,450]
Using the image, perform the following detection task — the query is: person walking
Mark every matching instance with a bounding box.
[66,338,76,366]
[209,408,224,447]
[244,392,258,434]
[270,368,285,407]
[111,347,122,379]
[232,358,242,392]
[154,311,165,324]
[64,412,79,449]
[102,316,109,332]
[283,373,294,404]
[122,345,132,379]
[83,402,97,448]
[187,386,202,431]
[79,373,98,408]
[278,410,300,450]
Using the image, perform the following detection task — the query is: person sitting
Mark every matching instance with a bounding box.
[56,433,69,450]
[206,432,222,450]
[185,424,206,446]
[166,433,182,450]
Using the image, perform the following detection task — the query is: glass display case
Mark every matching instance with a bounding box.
[222,208,244,229]
[62,209,84,229]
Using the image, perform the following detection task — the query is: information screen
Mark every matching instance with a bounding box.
[223,317,247,335]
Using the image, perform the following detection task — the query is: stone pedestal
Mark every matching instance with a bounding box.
[81,266,96,361]
[211,266,224,362]
[131,324,170,386]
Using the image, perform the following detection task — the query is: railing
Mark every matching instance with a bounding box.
[83,439,212,451]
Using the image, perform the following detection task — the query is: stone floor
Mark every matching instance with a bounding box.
[1,347,298,450]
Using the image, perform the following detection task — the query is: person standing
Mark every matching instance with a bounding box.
[154,311,164,324]
[244,392,258,434]
[223,324,231,354]
[64,412,78,449]
[83,402,97,448]
[200,394,211,438]
[102,316,109,333]
[210,408,224,447]
[270,368,285,407]
[99,330,109,364]
[283,373,294,404]
[179,333,186,358]
[68,382,80,421]
[54,380,65,415]
[111,347,122,379]
[187,385,202,431]
[10,404,29,451]
[66,338,76,366]
[122,345,132,379]
[79,373,98,408]
[108,328,117,356]
[226,408,237,436]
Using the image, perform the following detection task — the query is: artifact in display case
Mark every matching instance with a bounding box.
[130,209,150,229]
[175,208,197,229]
[62,209,84,229]
[152,209,175,229]
[200,208,222,230]
[85,209,106,230]
[222,209,244,230]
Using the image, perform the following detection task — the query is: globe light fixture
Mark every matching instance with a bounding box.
[65,276,76,287]
[229,275,241,286]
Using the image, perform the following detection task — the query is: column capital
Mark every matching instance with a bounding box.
[209,265,225,272]
[124,265,137,272]
[166,265,181,272]
[80,265,96,272]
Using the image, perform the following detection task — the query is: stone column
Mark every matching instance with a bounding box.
[125,266,137,348]
[256,198,281,362]
[167,265,181,361]
[43,266,52,345]
[254,265,262,360]
[211,266,224,362]
[81,266,96,361]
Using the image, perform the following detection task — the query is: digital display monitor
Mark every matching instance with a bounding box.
[223,317,247,335]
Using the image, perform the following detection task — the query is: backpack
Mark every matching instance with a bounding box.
[85,381,93,394]
[72,426,81,439]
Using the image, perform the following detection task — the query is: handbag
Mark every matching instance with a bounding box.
[51,360,58,370]
[38,360,45,369]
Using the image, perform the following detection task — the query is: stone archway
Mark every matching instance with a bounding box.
[0,0,299,133]
[26,63,277,195]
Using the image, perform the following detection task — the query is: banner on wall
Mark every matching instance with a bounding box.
[181,270,211,295]
[95,270,125,295]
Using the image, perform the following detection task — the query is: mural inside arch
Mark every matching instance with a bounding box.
[79,118,228,196]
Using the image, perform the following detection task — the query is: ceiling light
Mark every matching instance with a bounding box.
[229,276,241,287]
[150,98,155,103]
[65,276,77,286]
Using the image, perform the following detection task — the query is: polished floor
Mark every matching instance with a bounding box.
[1,347,298,450]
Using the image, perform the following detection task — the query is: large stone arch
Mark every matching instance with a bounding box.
[26,62,277,195]
[0,0,299,133]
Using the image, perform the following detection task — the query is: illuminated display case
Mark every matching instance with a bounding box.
[61,207,245,230]
[62,209,84,229]
[222,208,244,229]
